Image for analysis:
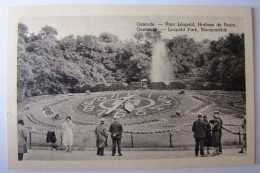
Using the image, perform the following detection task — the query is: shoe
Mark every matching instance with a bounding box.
[100,154,105,156]
[112,154,115,156]
[207,152,210,155]
[65,149,69,152]
[68,150,72,153]
[201,155,207,157]
[119,154,123,156]
[238,151,243,153]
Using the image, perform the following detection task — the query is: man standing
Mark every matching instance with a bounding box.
[95,118,108,156]
[192,114,206,157]
[109,115,123,156]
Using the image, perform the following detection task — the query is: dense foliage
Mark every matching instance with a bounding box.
[17,23,245,101]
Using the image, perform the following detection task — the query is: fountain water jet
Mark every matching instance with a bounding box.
[150,40,174,83]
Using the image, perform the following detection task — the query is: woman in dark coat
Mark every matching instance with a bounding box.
[203,116,212,155]
[211,117,221,156]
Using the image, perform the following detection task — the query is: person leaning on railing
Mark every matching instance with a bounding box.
[239,118,246,153]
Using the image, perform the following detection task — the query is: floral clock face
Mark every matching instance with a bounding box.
[76,92,179,118]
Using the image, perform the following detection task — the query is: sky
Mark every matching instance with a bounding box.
[20,16,244,42]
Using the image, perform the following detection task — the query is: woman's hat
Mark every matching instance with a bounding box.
[113,115,119,119]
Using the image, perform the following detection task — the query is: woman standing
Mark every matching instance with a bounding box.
[203,116,212,155]
[211,116,221,156]
[18,120,28,161]
[62,116,74,152]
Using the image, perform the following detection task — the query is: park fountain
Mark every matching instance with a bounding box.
[150,40,174,83]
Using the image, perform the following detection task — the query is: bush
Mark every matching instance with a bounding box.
[127,82,143,90]
[148,82,166,90]
[166,81,186,89]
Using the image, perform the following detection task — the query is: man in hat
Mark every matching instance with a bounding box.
[109,115,123,156]
[95,118,108,156]
[214,111,223,154]
[192,114,207,157]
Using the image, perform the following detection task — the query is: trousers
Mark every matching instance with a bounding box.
[112,138,122,155]
[97,147,104,155]
[195,138,205,156]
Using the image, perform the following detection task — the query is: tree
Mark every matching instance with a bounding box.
[38,25,58,39]
[18,23,29,45]
[133,32,144,44]
[18,23,28,38]
[167,35,201,74]
[99,32,119,43]
[60,35,76,51]
[207,33,245,90]
[144,31,162,42]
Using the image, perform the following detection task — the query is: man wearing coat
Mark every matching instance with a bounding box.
[192,114,207,157]
[95,118,108,156]
[109,115,123,156]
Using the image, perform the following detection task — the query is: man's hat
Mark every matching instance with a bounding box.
[198,114,202,118]
[100,118,105,123]
[203,115,207,119]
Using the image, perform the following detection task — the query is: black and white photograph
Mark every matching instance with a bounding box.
[7,5,255,170]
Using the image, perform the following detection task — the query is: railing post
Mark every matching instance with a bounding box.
[238,128,241,145]
[170,132,173,147]
[60,133,63,146]
[131,133,134,148]
[29,132,32,146]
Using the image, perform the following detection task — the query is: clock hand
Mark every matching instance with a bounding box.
[124,101,134,113]
[104,95,135,115]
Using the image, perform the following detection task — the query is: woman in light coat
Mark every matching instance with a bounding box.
[62,116,74,152]
[18,120,28,161]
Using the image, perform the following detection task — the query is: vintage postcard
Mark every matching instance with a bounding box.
[7,5,254,170]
